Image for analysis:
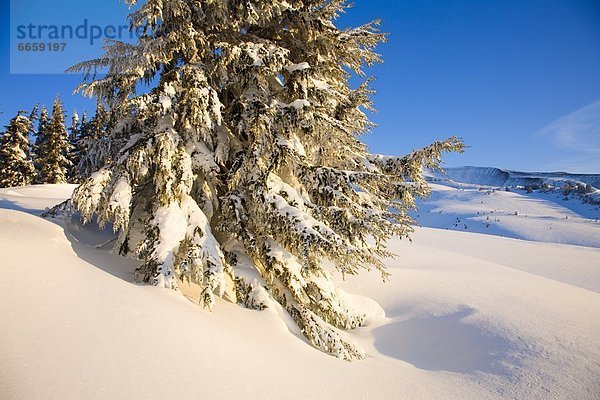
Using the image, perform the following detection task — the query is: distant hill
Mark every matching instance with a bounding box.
[428,166,600,190]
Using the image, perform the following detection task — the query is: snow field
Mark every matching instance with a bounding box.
[1,184,599,399]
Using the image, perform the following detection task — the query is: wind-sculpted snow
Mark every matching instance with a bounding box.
[439,167,511,187]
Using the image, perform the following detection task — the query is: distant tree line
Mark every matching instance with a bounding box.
[0,96,112,188]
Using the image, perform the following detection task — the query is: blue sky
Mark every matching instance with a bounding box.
[1,0,599,172]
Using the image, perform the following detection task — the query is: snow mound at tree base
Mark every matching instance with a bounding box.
[1,184,599,399]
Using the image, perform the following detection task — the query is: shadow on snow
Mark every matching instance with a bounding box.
[373,306,524,376]
[0,196,139,284]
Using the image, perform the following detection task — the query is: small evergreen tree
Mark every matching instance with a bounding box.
[70,0,464,360]
[0,111,36,188]
[68,111,82,182]
[74,110,92,143]
[33,105,50,181]
[70,111,80,142]
[26,105,38,156]
[38,97,72,184]
[28,105,39,132]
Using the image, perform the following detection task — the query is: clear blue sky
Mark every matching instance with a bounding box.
[1,0,599,172]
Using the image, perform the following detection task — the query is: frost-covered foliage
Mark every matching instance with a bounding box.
[37,97,73,184]
[70,0,464,360]
[74,104,127,180]
[32,106,49,181]
[67,110,82,182]
[0,111,36,188]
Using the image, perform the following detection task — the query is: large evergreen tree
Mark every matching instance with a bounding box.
[70,0,463,359]
[38,97,72,184]
[0,111,36,188]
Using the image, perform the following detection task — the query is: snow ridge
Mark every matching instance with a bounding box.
[431,166,600,190]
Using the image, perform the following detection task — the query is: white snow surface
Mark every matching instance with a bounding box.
[286,62,310,72]
[428,166,600,189]
[1,184,599,399]
[413,169,600,248]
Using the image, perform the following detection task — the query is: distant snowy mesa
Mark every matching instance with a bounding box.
[429,166,600,200]
[412,166,600,248]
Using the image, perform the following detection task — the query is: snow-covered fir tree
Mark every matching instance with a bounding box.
[33,105,49,182]
[0,111,36,188]
[70,0,463,360]
[74,111,92,178]
[38,97,72,184]
[75,103,124,180]
[27,105,39,170]
[80,111,88,131]
[69,111,80,147]
[28,105,39,131]
[68,110,83,182]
